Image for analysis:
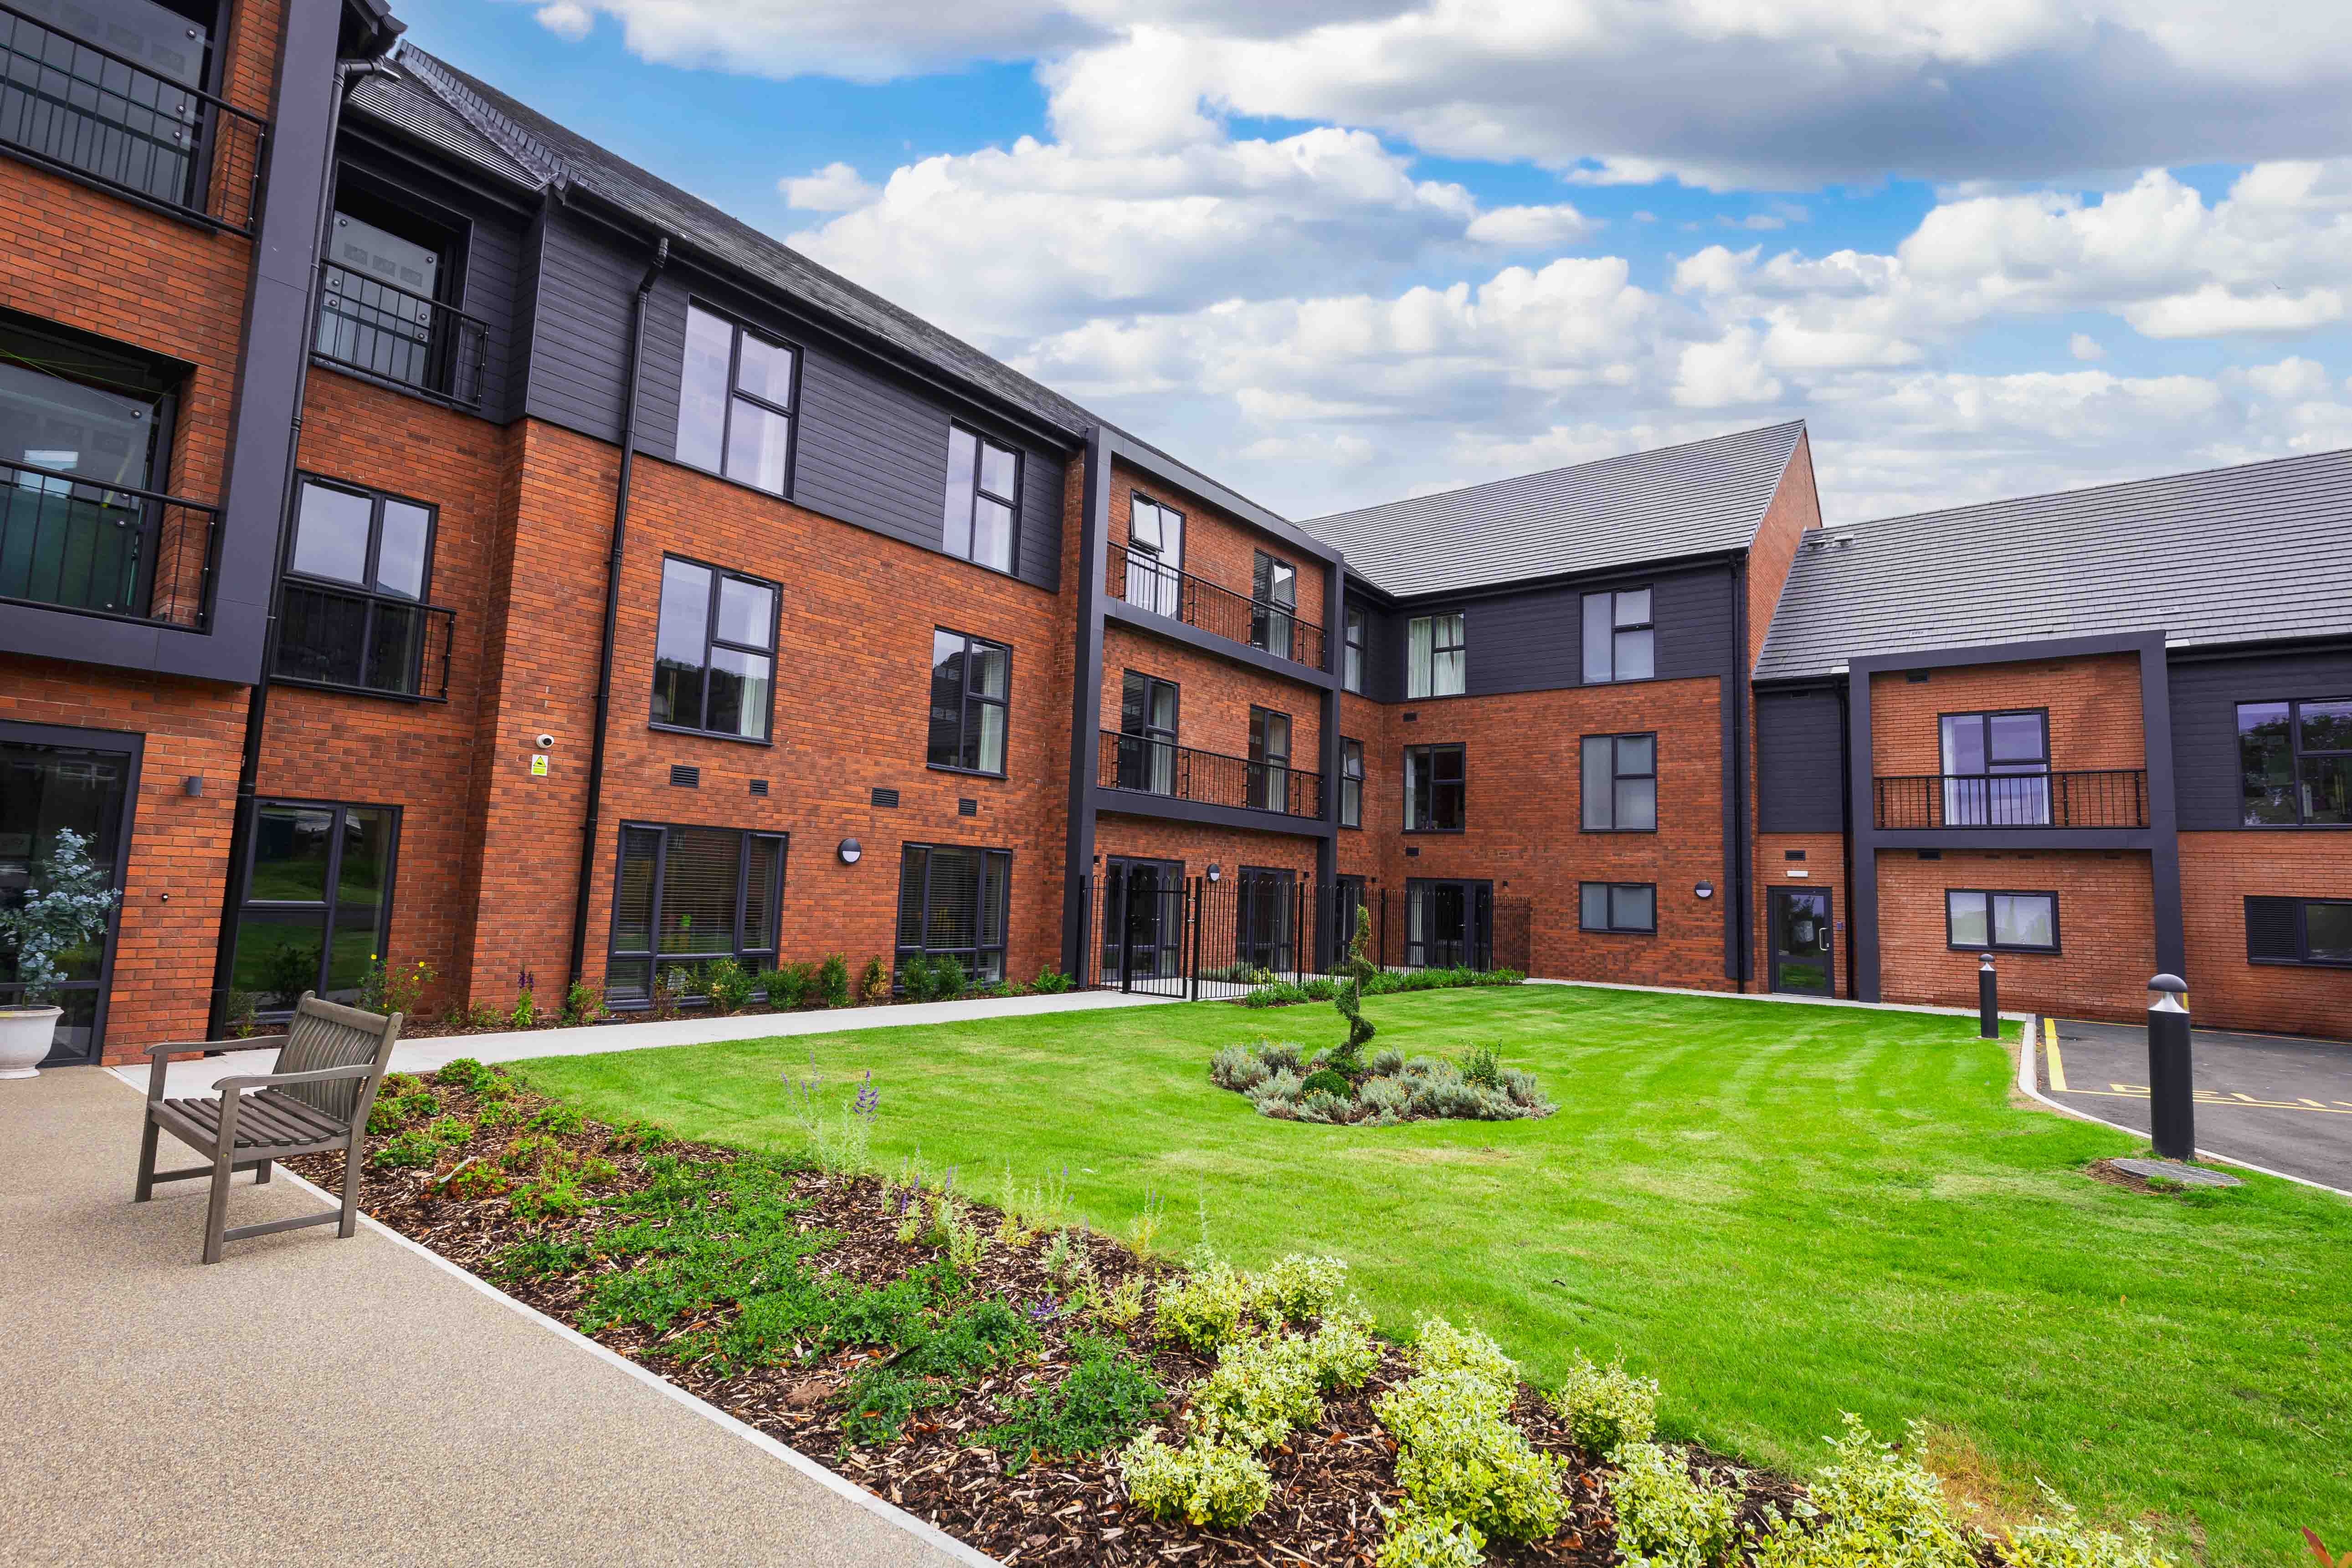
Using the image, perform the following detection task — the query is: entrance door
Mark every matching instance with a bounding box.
[0,723,139,1066]
[1235,866,1295,975]
[1405,878,1493,969]
[1769,889,1834,996]
[1102,858,1182,990]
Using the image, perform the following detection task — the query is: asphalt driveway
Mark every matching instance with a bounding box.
[2037,1018,2352,1191]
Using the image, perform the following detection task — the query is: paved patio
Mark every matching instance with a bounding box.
[0,1065,991,1567]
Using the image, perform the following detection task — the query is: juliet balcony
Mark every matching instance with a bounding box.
[313,261,489,409]
[1105,540,1326,673]
[1098,730,1325,821]
[0,455,219,629]
[1872,770,2149,831]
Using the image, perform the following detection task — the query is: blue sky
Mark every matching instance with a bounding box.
[385,0,2352,524]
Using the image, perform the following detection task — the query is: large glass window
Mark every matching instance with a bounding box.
[2245,896,2352,965]
[316,204,464,396]
[677,304,796,496]
[1407,612,1465,699]
[1579,881,1655,935]
[1116,671,1179,795]
[0,334,172,620]
[1124,494,1184,616]
[927,630,1010,776]
[1251,550,1297,659]
[1946,889,2058,953]
[651,556,776,741]
[1248,706,1292,812]
[231,802,397,1013]
[1404,743,1464,832]
[2238,698,2351,827]
[0,729,132,1064]
[1582,588,1654,683]
[1407,879,1491,968]
[1581,733,1656,831]
[1939,710,2049,825]
[1343,606,1365,694]
[1340,737,1364,828]
[275,476,437,696]
[896,844,1011,982]
[0,0,216,211]
[944,426,1020,573]
[606,824,787,1004]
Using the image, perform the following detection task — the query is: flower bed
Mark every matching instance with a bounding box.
[1213,1039,1556,1124]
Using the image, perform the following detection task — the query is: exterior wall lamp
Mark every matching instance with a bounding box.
[838,838,862,864]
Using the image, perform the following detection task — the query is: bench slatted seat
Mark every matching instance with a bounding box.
[135,992,403,1264]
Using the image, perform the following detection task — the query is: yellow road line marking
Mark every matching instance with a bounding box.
[2059,1086,2352,1115]
[2044,1019,2068,1093]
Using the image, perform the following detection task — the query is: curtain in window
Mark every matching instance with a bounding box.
[1407,616,1434,699]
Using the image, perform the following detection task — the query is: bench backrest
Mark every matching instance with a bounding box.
[273,992,402,1125]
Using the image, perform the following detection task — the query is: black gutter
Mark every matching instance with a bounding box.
[565,232,671,994]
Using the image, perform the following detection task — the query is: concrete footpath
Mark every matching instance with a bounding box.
[0,1066,990,1568]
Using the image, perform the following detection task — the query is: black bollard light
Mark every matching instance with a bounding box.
[2146,973,2195,1162]
[1977,951,1999,1039]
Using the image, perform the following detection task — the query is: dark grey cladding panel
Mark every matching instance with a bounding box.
[528,204,644,444]
[1556,566,1734,688]
[1344,593,1405,703]
[2168,646,2352,830]
[1464,587,1577,695]
[1756,688,1846,833]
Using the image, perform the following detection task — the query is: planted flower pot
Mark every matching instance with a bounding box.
[0,1005,63,1079]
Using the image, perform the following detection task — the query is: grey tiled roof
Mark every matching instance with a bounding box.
[1298,420,1806,598]
[1754,446,2352,682]
[347,71,543,190]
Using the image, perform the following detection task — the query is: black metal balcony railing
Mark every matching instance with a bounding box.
[1874,770,2149,830]
[1105,541,1326,672]
[1099,730,1325,820]
[0,0,268,234]
[0,456,218,628]
[314,262,489,407]
[272,578,455,700]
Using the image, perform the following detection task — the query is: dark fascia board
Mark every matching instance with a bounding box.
[337,116,544,219]
[1752,673,1849,695]
[2163,631,2352,666]
[1875,828,2160,852]
[343,0,406,55]
[1846,629,2164,677]
[1104,597,1339,690]
[1096,792,1337,840]
[1346,547,1746,612]
[1099,429,1341,568]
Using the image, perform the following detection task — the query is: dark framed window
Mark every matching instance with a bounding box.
[1248,706,1292,812]
[2238,698,2350,827]
[897,843,1011,982]
[316,188,474,402]
[1340,737,1364,828]
[1579,881,1655,935]
[1235,864,1296,973]
[652,556,777,742]
[1581,733,1656,831]
[1116,671,1179,794]
[1407,612,1465,698]
[1582,588,1654,683]
[944,425,1020,573]
[231,801,399,1013]
[2246,896,2352,966]
[606,823,788,1005]
[677,303,797,497]
[0,721,139,1065]
[1342,606,1365,694]
[1251,550,1297,659]
[1124,494,1184,616]
[1946,889,2058,953]
[1940,710,2050,826]
[1407,878,1492,968]
[275,475,437,697]
[1404,743,1464,832]
[927,630,1010,776]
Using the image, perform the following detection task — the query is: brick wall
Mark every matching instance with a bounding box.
[2177,832,2352,1038]
[1106,459,1326,640]
[1876,848,2155,1020]
[1744,432,1820,676]
[1099,625,1324,781]
[1870,654,2146,776]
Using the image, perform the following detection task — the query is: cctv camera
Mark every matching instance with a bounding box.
[535,734,555,750]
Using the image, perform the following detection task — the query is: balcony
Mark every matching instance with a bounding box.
[313,262,489,408]
[0,0,268,235]
[1105,541,1325,672]
[272,579,456,700]
[1873,770,2148,831]
[1099,730,1325,820]
[0,456,217,628]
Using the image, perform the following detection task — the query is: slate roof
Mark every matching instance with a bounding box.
[1298,421,1807,598]
[1754,446,2352,682]
[347,71,541,190]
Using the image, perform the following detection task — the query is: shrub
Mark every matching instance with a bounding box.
[1408,1316,1518,1397]
[1359,1075,1412,1119]
[1119,1433,1273,1528]
[1189,1331,1325,1450]
[856,956,890,1006]
[1030,963,1075,994]
[1497,1068,1551,1113]
[702,956,755,1014]
[1300,1066,1353,1098]
[435,1057,495,1094]
[1552,1351,1660,1456]
[560,979,603,1026]
[1242,981,1312,1007]
[1376,1368,1515,1449]
[759,964,808,1009]
[1089,1272,1148,1330]
[1250,1068,1306,1110]
[372,1128,443,1169]
[816,953,852,1008]
[927,953,968,1001]
[1380,1375,1570,1542]
[1456,1045,1501,1087]
[978,1334,1167,1475]
[440,1158,512,1200]
[1749,1416,1974,1568]
[1255,1040,1305,1074]
[1610,1442,1745,1568]
[1155,1256,1257,1352]
[1295,1089,1354,1123]
[1378,1504,1489,1568]
[1210,1044,1271,1092]
[528,1102,587,1136]
[507,987,539,1029]
[1257,1253,1348,1323]
[898,956,937,1004]
[1307,1308,1381,1391]
[1994,1486,2177,1568]
[1369,1045,1405,1075]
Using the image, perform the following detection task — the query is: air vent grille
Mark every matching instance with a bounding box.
[871,787,900,808]
[958,798,977,817]
[749,779,769,796]
[669,765,700,788]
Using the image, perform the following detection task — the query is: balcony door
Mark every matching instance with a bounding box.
[1939,711,2049,826]
[1116,672,1179,794]
[1405,878,1491,969]
[0,722,139,1066]
[1235,866,1296,974]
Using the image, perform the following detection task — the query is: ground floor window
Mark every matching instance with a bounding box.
[1946,889,2057,954]
[232,802,399,1013]
[897,843,1011,983]
[1406,877,1491,967]
[0,725,135,1063]
[2245,896,2352,966]
[1579,881,1655,935]
[1234,865,1296,973]
[607,823,787,1004]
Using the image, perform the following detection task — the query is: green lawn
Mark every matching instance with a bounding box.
[514,987,2348,1565]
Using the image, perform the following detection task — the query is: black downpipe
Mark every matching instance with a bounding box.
[205,57,396,1038]
[1729,556,1750,989]
[1837,679,1856,998]
[565,235,672,994]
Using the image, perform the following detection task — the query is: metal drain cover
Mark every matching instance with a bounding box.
[2112,1158,2243,1188]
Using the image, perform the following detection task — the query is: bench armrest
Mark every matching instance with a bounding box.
[143,1036,289,1102]
[215,1063,381,1095]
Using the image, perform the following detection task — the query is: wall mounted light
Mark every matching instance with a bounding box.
[182,775,203,797]
[838,838,862,865]
[1206,864,1222,883]
[1694,880,1714,900]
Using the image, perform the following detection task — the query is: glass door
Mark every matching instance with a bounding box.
[1101,858,1183,988]
[0,726,137,1065]
[1235,866,1296,975]
[1769,889,1834,996]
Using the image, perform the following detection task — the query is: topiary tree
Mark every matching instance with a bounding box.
[1330,905,1376,1076]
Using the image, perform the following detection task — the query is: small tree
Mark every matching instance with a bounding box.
[1329,905,1377,1075]
[0,828,121,1006]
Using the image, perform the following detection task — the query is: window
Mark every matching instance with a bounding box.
[1340,737,1364,828]
[927,630,1009,776]
[1579,882,1655,935]
[897,844,1011,982]
[606,824,788,1004]
[2246,896,2352,966]
[1946,889,2059,953]
[230,802,397,1012]
[944,426,1020,573]
[1343,606,1365,693]
[1252,550,1297,659]
[317,198,472,399]
[1407,879,1491,968]
[677,303,796,497]
[1115,672,1179,794]
[651,556,776,741]
[1407,613,1465,698]
[1124,494,1183,616]
[275,477,437,696]
[1581,733,1656,831]
[1235,865,1295,972]
[1582,588,1654,683]
[0,0,218,213]
[1249,706,1292,812]
[2239,698,2351,827]
[1940,711,2049,826]
[1404,744,1464,832]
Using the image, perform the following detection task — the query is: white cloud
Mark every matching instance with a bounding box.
[2233,356,2333,399]
[2068,333,2105,360]
[533,0,592,41]
[779,162,880,212]
[1463,203,1597,248]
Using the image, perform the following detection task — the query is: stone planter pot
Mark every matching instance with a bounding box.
[0,1006,63,1079]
